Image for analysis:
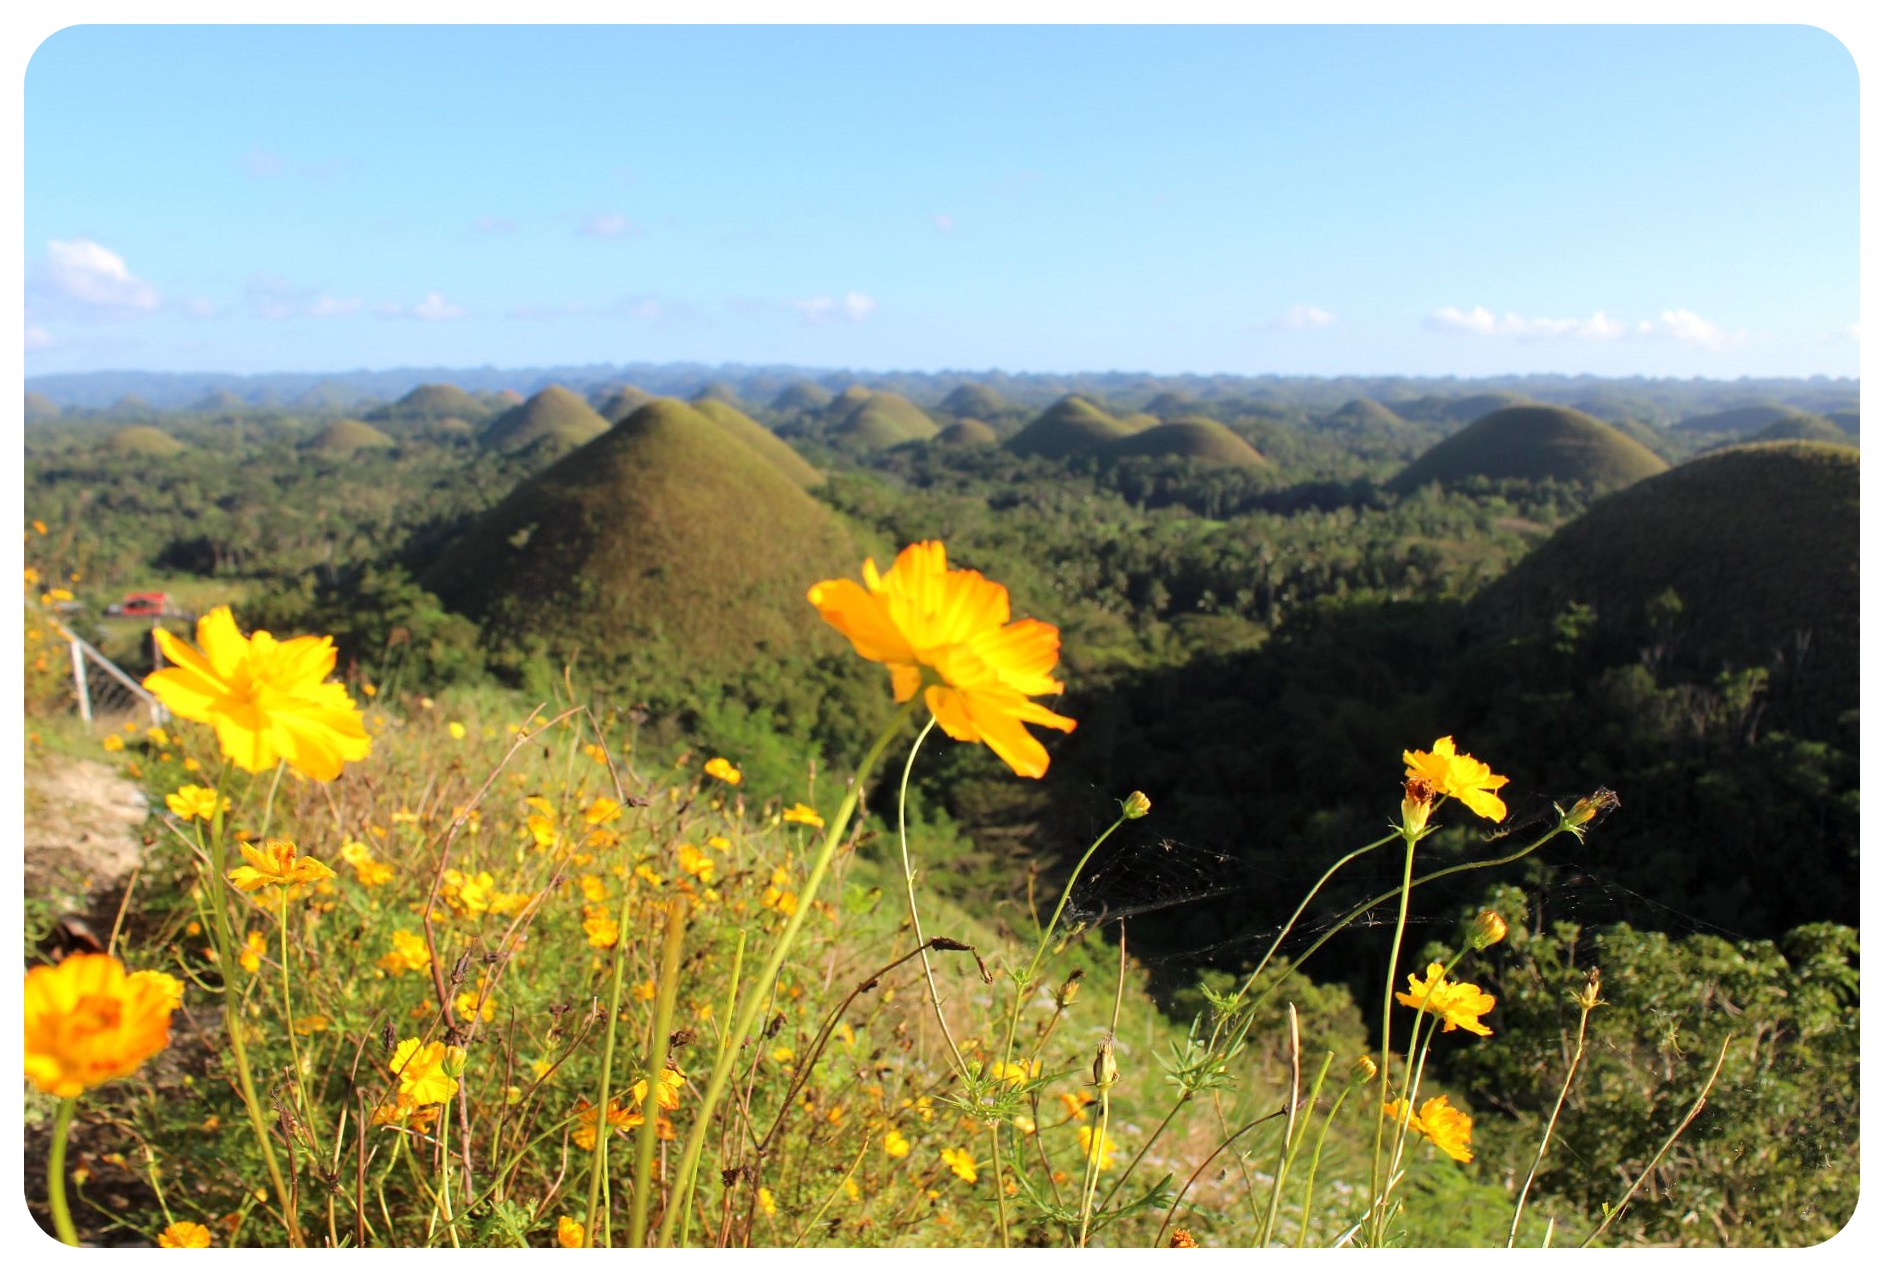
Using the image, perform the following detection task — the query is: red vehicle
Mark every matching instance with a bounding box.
[107,592,172,618]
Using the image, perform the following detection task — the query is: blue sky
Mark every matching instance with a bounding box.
[23,24,1859,379]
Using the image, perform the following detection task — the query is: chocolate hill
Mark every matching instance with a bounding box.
[481,385,611,454]
[1389,405,1668,494]
[1006,395,1137,459]
[1105,418,1267,467]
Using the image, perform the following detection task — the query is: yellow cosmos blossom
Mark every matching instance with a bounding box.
[557,1215,585,1247]
[583,796,623,825]
[455,974,496,1024]
[338,839,395,887]
[440,868,497,919]
[572,1096,642,1149]
[378,930,432,976]
[578,874,607,903]
[1403,736,1508,823]
[781,802,824,829]
[1384,1094,1474,1163]
[237,930,267,974]
[390,1038,465,1108]
[632,1065,686,1111]
[582,743,610,765]
[158,1221,213,1247]
[632,978,657,1002]
[756,1187,778,1217]
[582,905,620,949]
[127,969,185,1013]
[1169,1229,1198,1247]
[163,784,228,823]
[226,838,335,894]
[987,1058,1039,1086]
[761,885,799,917]
[883,1128,912,1158]
[1058,1091,1094,1122]
[703,756,742,785]
[101,733,125,753]
[1077,1125,1119,1171]
[145,726,170,747]
[807,540,1076,779]
[1396,962,1496,1036]
[142,606,371,781]
[940,1146,979,1183]
[677,842,715,884]
[24,953,177,1098]
[447,721,467,740]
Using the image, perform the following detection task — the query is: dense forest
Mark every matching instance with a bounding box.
[24,367,1860,1245]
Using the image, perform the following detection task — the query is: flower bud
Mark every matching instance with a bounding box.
[1055,969,1084,1009]
[1351,1054,1379,1085]
[1401,776,1436,837]
[1092,1038,1118,1089]
[1561,788,1620,838]
[1469,910,1508,951]
[1574,967,1606,1013]
[1120,790,1152,820]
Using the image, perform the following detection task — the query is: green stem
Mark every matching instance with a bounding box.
[1296,1080,1356,1247]
[1510,992,1595,1246]
[895,718,970,1080]
[1367,827,1421,1246]
[629,896,689,1247]
[585,862,643,1248]
[658,697,920,1247]
[278,888,322,1163]
[47,1096,80,1245]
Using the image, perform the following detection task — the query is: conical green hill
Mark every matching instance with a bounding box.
[1672,403,1798,435]
[1144,390,1198,418]
[1744,414,1854,447]
[691,398,824,487]
[108,394,155,418]
[1474,442,1857,681]
[370,382,490,423]
[596,385,656,423]
[306,419,396,454]
[430,416,477,437]
[1388,405,1668,494]
[481,385,611,453]
[772,380,834,413]
[941,383,1008,418]
[936,418,999,447]
[826,389,939,448]
[693,381,745,408]
[1325,398,1407,432]
[1006,395,1134,459]
[422,398,858,675]
[108,425,185,456]
[25,392,59,421]
[1105,418,1268,467]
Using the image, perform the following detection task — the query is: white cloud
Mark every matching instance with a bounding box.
[1423,304,1744,347]
[25,325,53,350]
[30,239,161,315]
[308,295,364,318]
[935,213,955,233]
[474,216,519,234]
[1274,304,1337,330]
[795,292,878,324]
[248,275,360,321]
[410,292,468,321]
[580,212,638,238]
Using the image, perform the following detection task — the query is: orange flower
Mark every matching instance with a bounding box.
[1385,1094,1474,1163]
[781,802,825,829]
[1396,962,1497,1036]
[556,1215,585,1248]
[143,606,371,780]
[703,757,742,785]
[164,784,227,823]
[1403,736,1508,823]
[158,1221,213,1247]
[24,954,176,1098]
[226,838,336,894]
[807,541,1075,779]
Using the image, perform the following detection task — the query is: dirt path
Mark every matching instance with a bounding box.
[24,750,150,909]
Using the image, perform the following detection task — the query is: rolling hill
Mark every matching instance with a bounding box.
[481,385,611,454]
[1105,418,1268,467]
[1388,405,1668,493]
[1006,395,1137,459]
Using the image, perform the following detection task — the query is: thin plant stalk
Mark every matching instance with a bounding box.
[629,896,689,1247]
[1295,1072,1361,1247]
[1367,825,1423,1246]
[47,1096,81,1246]
[659,697,921,1247]
[1257,1014,1321,1248]
[584,864,645,1248]
[675,930,744,1249]
[1509,982,1599,1247]
[278,887,323,1163]
[894,717,969,1079]
[1578,1033,1733,1249]
[1077,927,1127,1248]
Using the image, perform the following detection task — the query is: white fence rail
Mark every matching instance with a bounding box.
[45,615,169,727]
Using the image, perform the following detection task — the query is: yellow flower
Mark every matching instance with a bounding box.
[390,1038,465,1108]
[441,868,497,919]
[987,1058,1039,1085]
[1169,1229,1198,1247]
[226,838,336,894]
[572,1096,641,1149]
[101,733,125,753]
[32,520,47,535]
[757,1187,777,1217]
[1470,910,1508,950]
[146,726,170,747]
[338,839,394,887]
[1057,1091,1094,1122]
[455,974,496,1023]
[143,606,371,781]
[582,905,619,948]
[703,756,742,785]
[1385,1094,1474,1163]
[940,1145,979,1183]
[883,1128,912,1158]
[1396,962,1496,1036]
[582,743,610,765]
[1403,736,1508,823]
[632,1064,685,1111]
[557,1215,585,1248]
[378,930,432,976]
[1077,1124,1119,1171]
[163,784,227,822]
[448,721,467,740]
[677,842,716,884]
[632,978,657,1002]
[781,802,825,829]
[158,1221,213,1247]
[127,969,185,1013]
[24,953,176,1098]
[807,541,1076,779]
[761,885,799,917]
[237,930,267,974]
[583,796,623,825]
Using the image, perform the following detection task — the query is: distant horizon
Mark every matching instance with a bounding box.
[25,26,1857,381]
